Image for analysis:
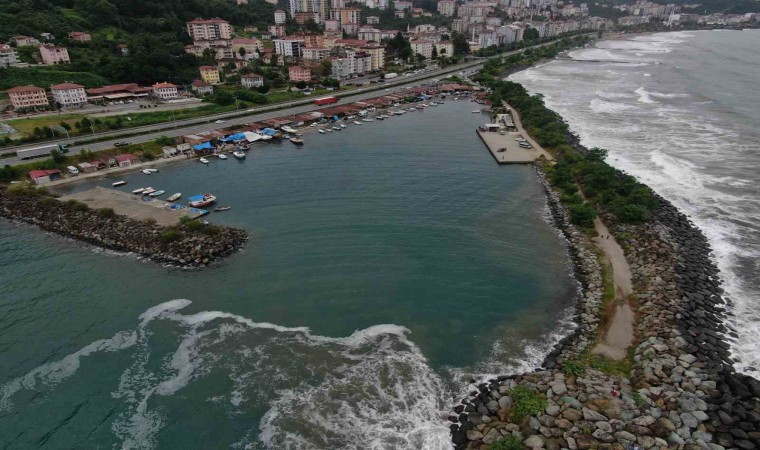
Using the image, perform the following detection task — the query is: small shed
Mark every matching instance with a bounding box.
[77,162,97,173]
[162,146,178,158]
[114,153,139,167]
[28,169,62,185]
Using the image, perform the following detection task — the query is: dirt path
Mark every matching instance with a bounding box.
[591,218,634,360]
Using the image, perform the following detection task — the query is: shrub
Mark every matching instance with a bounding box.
[560,360,586,377]
[160,229,181,243]
[66,199,89,211]
[491,435,525,450]
[510,386,547,422]
[97,208,116,218]
[568,202,596,229]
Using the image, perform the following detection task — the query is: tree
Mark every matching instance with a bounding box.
[238,47,246,59]
[523,27,540,41]
[452,32,469,55]
[50,149,66,164]
[431,46,438,59]
[59,122,71,131]
[212,91,235,105]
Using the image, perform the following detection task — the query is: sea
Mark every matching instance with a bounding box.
[0,100,580,449]
[511,29,760,377]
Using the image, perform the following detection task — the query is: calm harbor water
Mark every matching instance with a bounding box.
[511,29,760,377]
[0,100,578,448]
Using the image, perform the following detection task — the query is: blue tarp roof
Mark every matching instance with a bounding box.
[261,128,278,136]
[193,142,213,150]
[332,115,340,121]
[220,133,246,142]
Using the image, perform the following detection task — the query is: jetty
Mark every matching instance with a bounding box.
[59,187,207,225]
[476,105,554,164]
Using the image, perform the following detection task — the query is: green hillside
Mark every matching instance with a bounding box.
[0,0,280,86]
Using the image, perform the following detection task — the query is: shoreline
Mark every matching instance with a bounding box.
[451,30,760,449]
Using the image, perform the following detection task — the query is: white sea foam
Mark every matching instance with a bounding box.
[634,87,657,104]
[589,98,638,114]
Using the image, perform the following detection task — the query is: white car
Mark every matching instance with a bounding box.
[67,166,79,175]
[214,119,226,124]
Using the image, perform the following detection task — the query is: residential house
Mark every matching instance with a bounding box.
[28,169,62,185]
[410,39,433,59]
[186,18,233,40]
[199,65,221,84]
[367,15,380,24]
[303,46,331,61]
[76,162,98,173]
[288,65,312,82]
[13,36,39,46]
[114,154,140,167]
[268,25,287,37]
[435,41,454,57]
[274,9,287,24]
[241,74,264,88]
[50,83,88,108]
[191,79,214,95]
[68,31,92,42]
[40,32,55,41]
[0,44,19,68]
[116,43,129,56]
[274,37,305,57]
[152,82,179,100]
[39,44,70,65]
[7,85,49,109]
[232,37,261,60]
[295,12,320,24]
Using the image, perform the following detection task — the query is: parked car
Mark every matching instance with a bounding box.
[67,165,80,175]
[214,119,226,124]
[113,142,129,147]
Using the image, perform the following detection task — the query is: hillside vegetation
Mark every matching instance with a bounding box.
[0,0,279,86]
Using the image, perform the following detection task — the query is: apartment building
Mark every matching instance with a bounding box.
[7,85,49,109]
[186,18,233,40]
[0,44,19,68]
[411,39,433,59]
[39,44,70,65]
[199,66,221,84]
[50,83,87,107]
[152,82,179,101]
[274,37,305,57]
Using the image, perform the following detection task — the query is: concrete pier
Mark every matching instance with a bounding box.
[59,187,208,225]
[476,128,552,164]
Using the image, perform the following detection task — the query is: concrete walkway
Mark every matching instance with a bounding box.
[591,218,635,360]
[502,101,554,162]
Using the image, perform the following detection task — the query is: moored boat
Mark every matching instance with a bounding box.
[318,129,326,134]
[353,121,362,125]
[112,180,127,187]
[290,137,304,145]
[167,193,182,202]
[218,154,228,160]
[214,206,232,212]
[332,126,341,131]
[199,157,210,164]
[233,151,246,159]
[149,190,165,197]
[188,193,217,208]
[339,124,347,128]
[142,187,156,195]
[132,187,147,194]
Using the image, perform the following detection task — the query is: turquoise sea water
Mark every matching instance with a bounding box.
[0,100,577,448]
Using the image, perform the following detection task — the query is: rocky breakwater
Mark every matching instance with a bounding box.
[451,173,760,449]
[0,186,248,268]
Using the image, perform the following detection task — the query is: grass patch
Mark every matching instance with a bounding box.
[577,352,632,376]
[510,386,547,422]
[159,229,181,244]
[596,248,617,339]
[560,360,586,377]
[6,114,84,137]
[491,436,525,450]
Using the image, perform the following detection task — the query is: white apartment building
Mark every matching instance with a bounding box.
[50,83,88,107]
[411,39,433,59]
[0,44,19,68]
[273,37,305,57]
[438,0,456,16]
[186,18,233,40]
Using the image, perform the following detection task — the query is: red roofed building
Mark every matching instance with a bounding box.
[68,31,92,42]
[7,85,49,109]
[39,44,70,65]
[152,82,178,101]
[28,169,62,185]
[50,83,87,108]
[191,79,214,96]
[114,154,140,167]
[86,83,151,102]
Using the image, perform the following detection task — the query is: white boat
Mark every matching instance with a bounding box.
[339,124,347,128]
[318,129,326,134]
[132,187,147,194]
[199,157,210,164]
[376,116,385,120]
[142,187,156,195]
[218,154,228,160]
[332,126,341,131]
[233,151,246,159]
[326,128,333,132]
[281,126,298,134]
[142,169,153,174]
[167,193,182,202]
[472,110,480,114]
[290,137,304,145]
[149,190,165,197]
[112,180,127,187]
[189,193,216,208]
[353,121,362,125]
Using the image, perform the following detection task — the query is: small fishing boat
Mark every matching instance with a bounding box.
[353,121,362,125]
[132,187,147,194]
[189,193,216,208]
[142,169,153,175]
[290,137,304,145]
[149,190,165,197]
[339,124,347,128]
[199,157,210,164]
[238,144,251,151]
[214,206,232,212]
[167,193,182,202]
[318,129,326,134]
[233,151,246,159]
[142,187,156,195]
[376,116,385,120]
[112,180,127,187]
[332,126,341,131]
[326,128,333,132]
[471,110,480,114]
[218,154,228,160]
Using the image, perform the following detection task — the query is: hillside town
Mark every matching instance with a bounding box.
[1,0,758,115]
